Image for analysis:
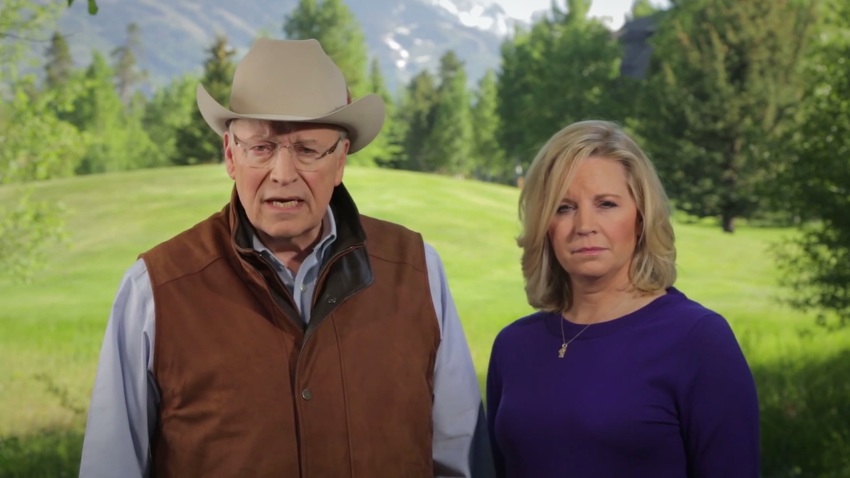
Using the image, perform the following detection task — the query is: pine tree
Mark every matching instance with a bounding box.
[44,31,73,89]
[283,0,370,98]
[638,0,817,232]
[174,35,236,165]
[421,50,473,175]
[111,23,146,105]
[471,70,506,182]
[353,58,399,167]
[397,71,438,171]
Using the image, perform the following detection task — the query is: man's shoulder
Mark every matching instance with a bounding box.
[141,207,231,285]
[359,214,427,266]
[359,214,420,237]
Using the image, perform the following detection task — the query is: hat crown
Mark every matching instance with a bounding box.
[195,38,385,153]
[228,38,348,119]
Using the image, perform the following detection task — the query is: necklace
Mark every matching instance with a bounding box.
[557,319,593,358]
[557,294,633,358]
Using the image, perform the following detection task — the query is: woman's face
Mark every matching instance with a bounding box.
[547,156,640,289]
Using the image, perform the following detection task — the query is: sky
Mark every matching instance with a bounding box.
[495,0,669,30]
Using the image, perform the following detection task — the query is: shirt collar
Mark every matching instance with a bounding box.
[250,206,338,270]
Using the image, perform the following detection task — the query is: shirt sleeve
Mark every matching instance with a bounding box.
[679,313,760,478]
[79,259,158,478]
[425,243,494,478]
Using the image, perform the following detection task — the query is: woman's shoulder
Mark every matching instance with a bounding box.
[656,287,725,324]
[657,287,739,342]
[493,310,556,345]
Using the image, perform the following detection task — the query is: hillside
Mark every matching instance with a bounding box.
[56,0,520,92]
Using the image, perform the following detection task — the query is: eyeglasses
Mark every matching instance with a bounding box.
[230,132,343,171]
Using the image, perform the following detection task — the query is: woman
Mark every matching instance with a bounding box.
[486,120,759,477]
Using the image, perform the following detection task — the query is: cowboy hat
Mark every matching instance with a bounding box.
[196,38,385,153]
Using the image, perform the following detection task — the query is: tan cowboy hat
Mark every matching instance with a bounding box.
[196,38,385,153]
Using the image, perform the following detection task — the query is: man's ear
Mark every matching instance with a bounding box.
[223,131,237,180]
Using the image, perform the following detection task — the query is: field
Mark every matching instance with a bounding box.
[1,165,848,476]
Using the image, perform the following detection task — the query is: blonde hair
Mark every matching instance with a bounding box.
[517,120,676,312]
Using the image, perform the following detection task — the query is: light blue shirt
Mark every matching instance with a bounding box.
[79,207,486,477]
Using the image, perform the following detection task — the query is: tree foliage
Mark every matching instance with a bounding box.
[174,34,235,165]
[637,0,817,232]
[775,0,850,326]
[283,0,370,98]
[421,50,473,175]
[0,0,82,280]
[497,4,622,171]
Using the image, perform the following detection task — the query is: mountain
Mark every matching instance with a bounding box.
[56,0,527,93]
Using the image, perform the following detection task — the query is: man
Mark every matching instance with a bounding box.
[79,38,488,477]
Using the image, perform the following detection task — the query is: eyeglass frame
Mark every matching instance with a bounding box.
[228,129,345,171]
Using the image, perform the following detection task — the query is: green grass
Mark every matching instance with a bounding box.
[1,165,849,477]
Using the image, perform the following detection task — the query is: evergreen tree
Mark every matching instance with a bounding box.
[637,0,817,232]
[497,8,622,170]
[471,70,506,182]
[628,0,660,19]
[143,74,198,165]
[283,0,370,98]
[354,58,400,167]
[111,22,146,105]
[44,31,73,89]
[174,34,236,165]
[397,70,438,171]
[70,52,157,173]
[775,0,850,328]
[70,52,125,173]
[421,50,473,175]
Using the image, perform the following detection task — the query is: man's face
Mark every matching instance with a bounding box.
[224,119,348,254]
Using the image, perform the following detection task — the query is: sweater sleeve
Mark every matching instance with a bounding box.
[678,313,760,477]
[486,334,506,478]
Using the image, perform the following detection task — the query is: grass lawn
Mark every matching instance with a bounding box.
[1,164,848,476]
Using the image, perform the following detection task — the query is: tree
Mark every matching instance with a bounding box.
[497,4,623,172]
[44,31,73,89]
[470,69,506,182]
[637,0,817,232]
[143,74,198,165]
[395,71,438,172]
[774,0,850,326]
[67,0,98,15]
[283,0,370,98]
[0,0,84,280]
[111,22,146,105]
[628,0,661,19]
[420,50,473,175]
[353,58,400,167]
[174,34,235,165]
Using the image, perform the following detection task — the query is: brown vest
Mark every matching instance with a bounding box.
[142,186,441,477]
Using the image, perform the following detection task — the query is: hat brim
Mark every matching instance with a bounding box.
[196,84,385,154]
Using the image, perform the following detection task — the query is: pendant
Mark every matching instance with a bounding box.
[558,343,567,358]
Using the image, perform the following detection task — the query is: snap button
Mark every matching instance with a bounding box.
[327,297,337,304]
[301,389,313,400]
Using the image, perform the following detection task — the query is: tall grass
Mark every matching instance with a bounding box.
[0,165,848,477]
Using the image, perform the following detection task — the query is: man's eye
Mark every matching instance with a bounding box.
[294,145,319,157]
[250,144,274,154]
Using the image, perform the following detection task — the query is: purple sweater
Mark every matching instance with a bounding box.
[486,288,759,478]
